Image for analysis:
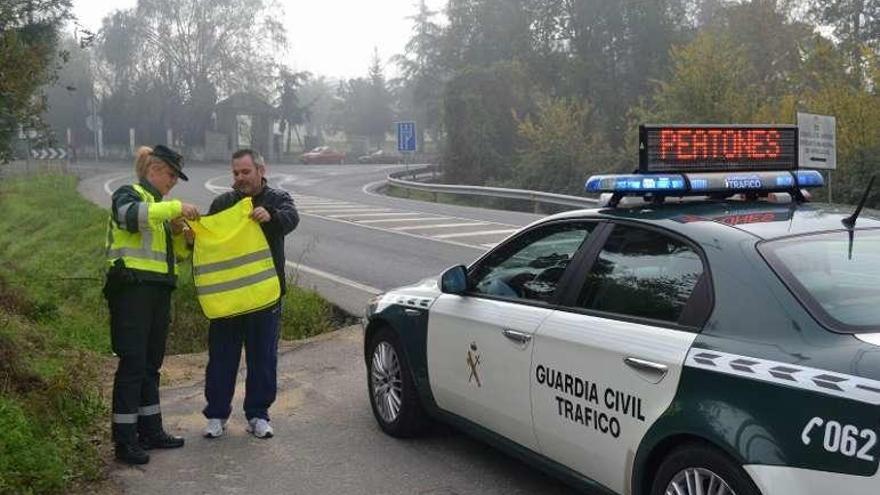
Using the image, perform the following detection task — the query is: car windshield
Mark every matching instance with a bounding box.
[760,229,880,333]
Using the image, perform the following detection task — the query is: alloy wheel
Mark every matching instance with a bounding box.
[665,467,736,495]
[371,341,403,423]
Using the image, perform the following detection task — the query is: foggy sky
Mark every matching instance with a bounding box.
[71,0,446,80]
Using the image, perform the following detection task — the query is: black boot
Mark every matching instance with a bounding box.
[115,443,150,465]
[138,412,185,449]
[139,430,185,450]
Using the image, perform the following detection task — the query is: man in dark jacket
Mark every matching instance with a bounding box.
[202,149,299,439]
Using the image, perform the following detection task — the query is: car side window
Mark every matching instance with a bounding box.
[575,224,704,323]
[469,222,594,303]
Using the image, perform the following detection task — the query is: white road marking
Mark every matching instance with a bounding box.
[103,173,131,195]
[276,182,517,250]
[286,261,382,295]
[297,202,352,207]
[298,212,486,251]
[356,216,452,224]
[361,179,388,198]
[305,208,392,214]
[327,212,423,219]
[434,229,518,239]
[393,222,490,231]
[205,175,233,194]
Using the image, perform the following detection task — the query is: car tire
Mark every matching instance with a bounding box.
[366,326,427,438]
[650,443,761,495]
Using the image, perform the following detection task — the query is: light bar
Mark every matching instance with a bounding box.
[585,174,686,193]
[640,124,798,172]
[585,170,824,197]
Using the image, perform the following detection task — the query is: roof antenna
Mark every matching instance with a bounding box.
[842,175,875,260]
[842,175,875,229]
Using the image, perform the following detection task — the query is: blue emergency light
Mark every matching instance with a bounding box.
[586,170,823,195]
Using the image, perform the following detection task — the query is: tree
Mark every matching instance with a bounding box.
[43,35,93,151]
[335,50,393,149]
[809,0,880,76]
[392,0,445,147]
[0,0,72,161]
[443,62,534,185]
[297,76,335,147]
[275,68,311,152]
[710,0,814,103]
[564,0,692,145]
[94,0,287,148]
[650,31,759,123]
[515,97,614,194]
[366,49,394,148]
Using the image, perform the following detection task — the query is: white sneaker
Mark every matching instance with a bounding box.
[203,418,227,439]
[247,418,274,439]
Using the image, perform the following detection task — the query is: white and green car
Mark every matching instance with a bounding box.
[363,128,880,495]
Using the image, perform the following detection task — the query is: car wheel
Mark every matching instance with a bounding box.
[367,327,427,437]
[650,443,761,495]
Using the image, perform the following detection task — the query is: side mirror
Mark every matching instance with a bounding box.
[440,265,468,295]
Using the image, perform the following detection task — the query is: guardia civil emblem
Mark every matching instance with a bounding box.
[466,341,481,387]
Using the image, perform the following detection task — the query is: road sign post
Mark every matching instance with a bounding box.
[397,121,417,174]
[797,112,837,202]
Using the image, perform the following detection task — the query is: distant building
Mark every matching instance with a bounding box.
[212,92,277,161]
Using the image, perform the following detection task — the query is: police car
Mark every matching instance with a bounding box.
[362,124,880,495]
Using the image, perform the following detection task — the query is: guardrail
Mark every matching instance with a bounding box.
[386,165,599,211]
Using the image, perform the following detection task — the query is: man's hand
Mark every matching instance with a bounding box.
[250,206,271,223]
[170,218,188,235]
[181,203,200,221]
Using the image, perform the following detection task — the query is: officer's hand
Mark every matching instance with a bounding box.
[181,203,200,221]
[250,206,271,223]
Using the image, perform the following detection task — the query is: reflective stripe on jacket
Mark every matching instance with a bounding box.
[190,197,280,319]
[106,182,187,280]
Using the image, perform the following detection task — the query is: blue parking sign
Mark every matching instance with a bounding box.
[397,121,417,152]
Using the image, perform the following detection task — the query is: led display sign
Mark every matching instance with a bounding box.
[640,125,798,172]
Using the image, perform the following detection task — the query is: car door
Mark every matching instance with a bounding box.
[427,221,599,451]
[530,222,713,494]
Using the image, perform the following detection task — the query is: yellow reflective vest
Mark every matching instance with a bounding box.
[189,197,281,319]
[106,183,190,277]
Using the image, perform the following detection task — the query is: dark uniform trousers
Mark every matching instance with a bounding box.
[107,279,172,445]
[203,301,281,422]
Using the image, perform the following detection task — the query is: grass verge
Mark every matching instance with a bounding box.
[0,172,343,493]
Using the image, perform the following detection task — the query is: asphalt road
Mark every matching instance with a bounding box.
[78,161,544,314]
[76,161,578,494]
[110,326,576,495]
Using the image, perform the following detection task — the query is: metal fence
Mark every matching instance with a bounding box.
[386,166,599,211]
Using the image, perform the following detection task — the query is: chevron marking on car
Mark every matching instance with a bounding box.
[386,293,435,310]
[685,348,880,405]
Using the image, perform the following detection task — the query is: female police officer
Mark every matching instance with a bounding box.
[104,144,199,464]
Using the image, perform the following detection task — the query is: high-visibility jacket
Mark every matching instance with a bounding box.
[106,182,189,280]
[190,197,281,319]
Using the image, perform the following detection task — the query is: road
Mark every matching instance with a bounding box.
[77,162,578,494]
[78,161,544,314]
